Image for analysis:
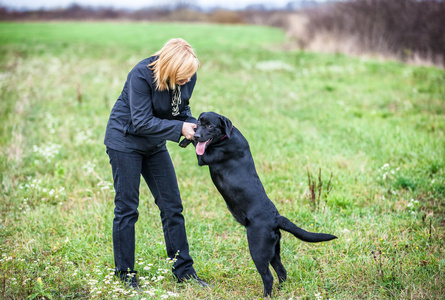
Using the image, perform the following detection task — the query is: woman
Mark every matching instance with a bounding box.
[104,38,206,289]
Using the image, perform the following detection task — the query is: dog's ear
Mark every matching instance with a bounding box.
[219,115,233,138]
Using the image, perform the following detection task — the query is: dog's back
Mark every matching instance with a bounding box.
[202,124,336,242]
[204,126,277,225]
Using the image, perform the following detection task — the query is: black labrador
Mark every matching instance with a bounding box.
[181,111,337,298]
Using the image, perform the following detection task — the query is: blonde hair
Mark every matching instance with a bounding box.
[149,38,199,91]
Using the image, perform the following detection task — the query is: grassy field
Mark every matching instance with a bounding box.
[1,22,444,299]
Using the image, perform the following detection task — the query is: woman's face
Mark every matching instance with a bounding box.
[176,78,190,86]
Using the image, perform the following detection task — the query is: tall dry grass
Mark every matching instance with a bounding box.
[285,0,445,67]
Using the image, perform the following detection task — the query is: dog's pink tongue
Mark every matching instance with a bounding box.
[196,142,206,155]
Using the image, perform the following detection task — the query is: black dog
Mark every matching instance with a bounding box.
[185,112,337,297]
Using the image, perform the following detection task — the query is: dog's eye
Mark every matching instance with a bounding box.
[206,124,213,129]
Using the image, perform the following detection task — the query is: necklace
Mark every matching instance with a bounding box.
[171,85,181,116]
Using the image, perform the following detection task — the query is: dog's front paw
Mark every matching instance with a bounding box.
[179,138,192,148]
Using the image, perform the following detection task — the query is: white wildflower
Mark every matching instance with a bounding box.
[83,161,96,175]
[33,142,62,161]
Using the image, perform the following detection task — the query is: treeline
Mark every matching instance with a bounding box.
[1,0,444,67]
[0,4,238,23]
[0,1,323,23]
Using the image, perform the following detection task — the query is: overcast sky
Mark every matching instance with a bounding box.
[0,0,326,10]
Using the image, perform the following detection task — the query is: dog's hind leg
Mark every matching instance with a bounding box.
[246,226,276,298]
[270,232,287,286]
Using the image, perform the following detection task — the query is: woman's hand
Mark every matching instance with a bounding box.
[182,122,197,140]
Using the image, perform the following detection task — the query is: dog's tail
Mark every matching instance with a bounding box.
[278,215,337,243]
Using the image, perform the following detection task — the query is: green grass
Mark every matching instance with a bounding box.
[1,22,444,299]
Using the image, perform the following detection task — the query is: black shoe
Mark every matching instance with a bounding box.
[178,275,210,288]
[195,277,210,288]
[125,275,142,292]
[115,270,142,292]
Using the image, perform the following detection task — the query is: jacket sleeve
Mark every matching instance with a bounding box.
[127,68,183,142]
[175,102,197,123]
[181,105,197,123]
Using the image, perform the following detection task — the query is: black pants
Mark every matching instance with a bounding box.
[107,147,197,281]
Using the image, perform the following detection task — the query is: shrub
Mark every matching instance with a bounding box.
[298,0,445,66]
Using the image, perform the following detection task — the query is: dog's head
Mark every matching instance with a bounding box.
[194,112,232,156]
